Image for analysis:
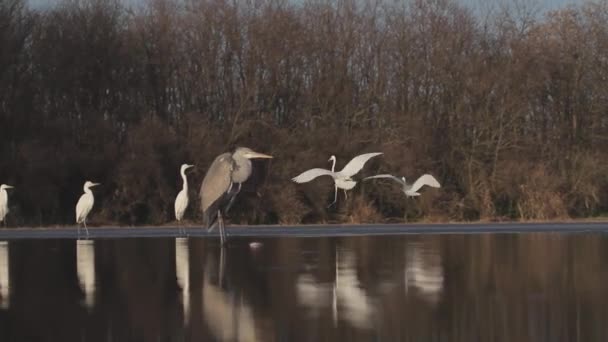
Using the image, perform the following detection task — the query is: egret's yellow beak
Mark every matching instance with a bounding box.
[245,151,273,159]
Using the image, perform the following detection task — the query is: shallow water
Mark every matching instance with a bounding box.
[1,233,608,341]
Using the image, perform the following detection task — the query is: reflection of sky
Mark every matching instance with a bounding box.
[26,0,585,12]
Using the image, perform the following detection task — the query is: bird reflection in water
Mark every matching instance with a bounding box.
[404,241,444,304]
[202,244,259,341]
[296,247,376,330]
[0,241,9,309]
[76,239,96,310]
[175,237,190,325]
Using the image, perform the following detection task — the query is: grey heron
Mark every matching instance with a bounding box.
[76,181,100,238]
[0,184,14,225]
[364,174,440,197]
[292,152,382,207]
[199,147,273,245]
[174,164,194,235]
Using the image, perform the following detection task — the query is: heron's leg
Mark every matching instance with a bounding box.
[207,217,218,232]
[218,210,226,246]
[224,183,241,214]
[219,245,226,288]
[343,189,348,199]
[77,223,80,240]
[327,185,338,208]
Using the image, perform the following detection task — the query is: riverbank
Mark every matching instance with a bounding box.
[1,221,608,240]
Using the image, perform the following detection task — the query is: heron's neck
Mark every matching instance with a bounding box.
[330,158,336,173]
[84,187,93,195]
[181,169,188,191]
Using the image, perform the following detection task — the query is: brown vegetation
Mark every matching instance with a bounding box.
[1,0,607,226]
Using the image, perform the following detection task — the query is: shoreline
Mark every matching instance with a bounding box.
[1,221,608,240]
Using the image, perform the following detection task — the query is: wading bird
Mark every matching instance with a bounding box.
[364,174,441,197]
[199,147,273,245]
[0,185,14,225]
[175,164,194,235]
[292,152,383,207]
[76,181,100,238]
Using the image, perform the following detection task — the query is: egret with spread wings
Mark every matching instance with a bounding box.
[292,152,383,207]
[199,147,273,245]
[364,174,440,197]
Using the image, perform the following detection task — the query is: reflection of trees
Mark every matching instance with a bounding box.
[296,248,376,330]
[2,235,608,341]
[404,241,444,305]
[200,245,259,342]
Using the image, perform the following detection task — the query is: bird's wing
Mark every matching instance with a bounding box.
[410,174,441,193]
[200,153,234,226]
[292,168,334,183]
[363,174,406,185]
[75,194,93,223]
[339,152,383,177]
[174,190,189,220]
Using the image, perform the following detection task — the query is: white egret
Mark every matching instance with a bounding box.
[75,181,100,238]
[174,164,194,235]
[0,184,14,225]
[292,152,382,207]
[364,174,440,197]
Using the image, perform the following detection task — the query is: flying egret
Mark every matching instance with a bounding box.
[0,185,14,225]
[199,147,273,245]
[75,181,100,238]
[292,152,383,207]
[174,164,194,235]
[364,174,441,197]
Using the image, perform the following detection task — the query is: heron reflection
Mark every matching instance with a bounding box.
[201,246,258,341]
[0,241,9,309]
[76,239,96,310]
[175,237,190,325]
[404,241,444,304]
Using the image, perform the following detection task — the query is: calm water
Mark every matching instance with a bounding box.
[1,233,608,341]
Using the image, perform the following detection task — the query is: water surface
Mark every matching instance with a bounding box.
[1,233,607,341]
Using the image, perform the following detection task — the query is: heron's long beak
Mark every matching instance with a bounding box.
[187,164,195,169]
[245,151,273,159]
[4,185,13,189]
[92,183,101,187]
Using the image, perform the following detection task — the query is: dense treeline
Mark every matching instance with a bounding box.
[1,0,607,226]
